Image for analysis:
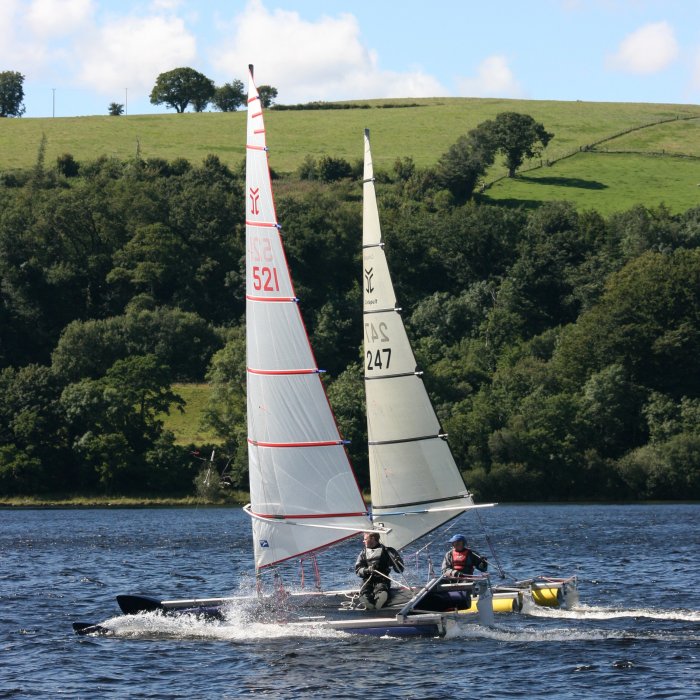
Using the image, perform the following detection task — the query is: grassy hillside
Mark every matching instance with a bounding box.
[163,383,220,446]
[483,151,700,215]
[2,97,699,213]
[2,98,699,171]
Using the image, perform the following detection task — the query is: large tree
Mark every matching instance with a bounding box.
[150,67,216,113]
[435,127,496,203]
[0,71,26,117]
[487,112,553,177]
[212,80,245,112]
[257,85,278,108]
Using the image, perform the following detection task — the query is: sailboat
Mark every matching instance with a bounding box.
[76,67,466,638]
[74,68,576,638]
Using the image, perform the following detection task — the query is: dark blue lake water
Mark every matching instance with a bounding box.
[1,504,698,699]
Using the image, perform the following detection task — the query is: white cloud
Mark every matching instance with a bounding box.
[0,1,21,60]
[25,0,93,37]
[0,0,53,72]
[75,14,197,95]
[455,55,523,98]
[210,0,445,102]
[150,0,184,10]
[608,21,678,74]
[0,1,196,90]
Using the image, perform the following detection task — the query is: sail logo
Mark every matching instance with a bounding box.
[249,187,260,215]
[364,267,374,294]
[259,539,269,548]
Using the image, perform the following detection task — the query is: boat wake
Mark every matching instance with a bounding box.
[82,605,348,641]
[448,618,700,643]
[453,623,700,644]
[522,599,700,623]
[445,598,700,643]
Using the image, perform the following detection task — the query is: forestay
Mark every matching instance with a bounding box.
[244,67,372,570]
[362,129,487,551]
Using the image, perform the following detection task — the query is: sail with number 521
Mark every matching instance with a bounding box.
[243,66,373,571]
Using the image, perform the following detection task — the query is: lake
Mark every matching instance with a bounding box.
[1,504,698,699]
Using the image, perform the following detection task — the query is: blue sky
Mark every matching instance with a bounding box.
[2,0,699,118]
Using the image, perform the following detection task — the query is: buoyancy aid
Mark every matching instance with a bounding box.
[364,546,387,574]
[451,548,473,574]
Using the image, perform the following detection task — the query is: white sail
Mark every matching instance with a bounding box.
[245,67,372,570]
[362,129,479,551]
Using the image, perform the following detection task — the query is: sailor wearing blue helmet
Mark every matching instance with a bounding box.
[442,534,488,578]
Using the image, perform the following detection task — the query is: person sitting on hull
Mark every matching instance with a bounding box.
[355,532,404,610]
[441,534,488,579]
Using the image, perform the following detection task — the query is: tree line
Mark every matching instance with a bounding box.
[0,116,699,501]
[0,68,278,118]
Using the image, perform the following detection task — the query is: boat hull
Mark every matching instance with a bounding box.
[327,613,450,637]
[104,577,576,638]
[113,592,450,638]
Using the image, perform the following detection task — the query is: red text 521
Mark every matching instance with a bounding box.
[252,266,280,292]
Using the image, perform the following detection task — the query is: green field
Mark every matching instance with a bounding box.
[2,97,699,171]
[164,383,220,446]
[484,151,700,215]
[2,96,699,215]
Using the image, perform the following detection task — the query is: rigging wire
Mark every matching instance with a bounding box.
[473,507,507,580]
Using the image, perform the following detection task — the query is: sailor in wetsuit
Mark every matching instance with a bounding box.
[355,532,404,610]
[441,534,488,578]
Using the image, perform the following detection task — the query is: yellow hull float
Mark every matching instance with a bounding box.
[460,576,578,615]
[523,576,579,608]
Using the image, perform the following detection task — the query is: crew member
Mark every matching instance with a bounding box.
[355,532,404,610]
[441,534,488,578]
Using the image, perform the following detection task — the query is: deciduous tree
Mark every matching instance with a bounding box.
[212,80,245,112]
[0,71,25,117]
[257,85,278,108]
[435,127,496,202]
[150,67,216,113]
[487,112,553,177]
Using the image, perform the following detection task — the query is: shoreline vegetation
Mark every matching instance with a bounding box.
[0,492,249,508]
[2,494,697,508]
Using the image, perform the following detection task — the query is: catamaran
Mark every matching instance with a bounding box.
[73,67,576,638]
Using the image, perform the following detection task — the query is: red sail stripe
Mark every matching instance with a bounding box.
[248,368,317,375]
[248,438,342,448]
[250,510,368,520]
[245,220,278,227]
[245,294,295,302]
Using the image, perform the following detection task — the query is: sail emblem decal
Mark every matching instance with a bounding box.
[249,187,260,215]
[364,267,374,294]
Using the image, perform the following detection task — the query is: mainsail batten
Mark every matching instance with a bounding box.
[362,129,482,551]
[245,67,371,570]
